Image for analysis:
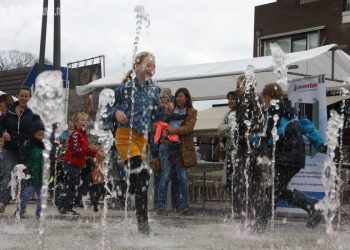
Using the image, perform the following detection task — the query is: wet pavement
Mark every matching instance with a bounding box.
[1,202,350,250]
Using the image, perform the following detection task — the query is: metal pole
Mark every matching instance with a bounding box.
[53,0,61,70]
[38,0,48,74]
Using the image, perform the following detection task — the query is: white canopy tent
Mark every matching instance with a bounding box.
[76,44,350,101]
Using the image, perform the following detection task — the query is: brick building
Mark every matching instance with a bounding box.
[254,0,350,207]
[254,0,350,57]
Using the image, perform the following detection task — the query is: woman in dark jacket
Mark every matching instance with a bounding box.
[0,86,40,213]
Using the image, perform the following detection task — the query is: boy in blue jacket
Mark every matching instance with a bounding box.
[254,83,326,233]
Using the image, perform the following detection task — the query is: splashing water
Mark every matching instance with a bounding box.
[270,43,288,88]
[122,5,151,233]
[132,5,150,60]
[27,70,65,249]
[318,110,343,235]
[336,86,349,228]
[10,164,30,220]
[90,88,115,250]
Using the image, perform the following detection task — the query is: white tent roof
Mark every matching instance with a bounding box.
[76,44,350,101]
[196,95,350,134]
[194,106,229,131]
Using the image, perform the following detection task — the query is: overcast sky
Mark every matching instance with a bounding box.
[0,0,275,76]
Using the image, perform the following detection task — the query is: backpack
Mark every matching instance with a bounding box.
[275,119,305,168]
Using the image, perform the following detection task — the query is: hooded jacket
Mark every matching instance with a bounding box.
[0,102,41,153]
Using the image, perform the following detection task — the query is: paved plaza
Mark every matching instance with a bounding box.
[1,202,350,250]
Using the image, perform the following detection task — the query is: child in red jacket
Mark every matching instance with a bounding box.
[56,112,104,216]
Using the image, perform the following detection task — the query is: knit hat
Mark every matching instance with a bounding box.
[30,120,45,134]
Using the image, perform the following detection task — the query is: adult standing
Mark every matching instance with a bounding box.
[0,86,41,213]
[112,51,161,235]
[158,88,197,215]
[217,91,238,202]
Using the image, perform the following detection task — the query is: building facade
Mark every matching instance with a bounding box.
[254,0,350,57]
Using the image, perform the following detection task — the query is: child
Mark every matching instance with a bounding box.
[90,152,105,212]
[17,120,45,219]
[56,112,104,216]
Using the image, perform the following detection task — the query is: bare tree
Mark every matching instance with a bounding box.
[0,52,11,71]
[0,50,36,71]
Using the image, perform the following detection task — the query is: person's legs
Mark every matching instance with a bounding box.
[75,159,93,207]
[157,143,172,210]
[170,170,180,212]
[34,186,42,218]
[18,185,34,217]
[130,156,150,234]
[0,150,19,212]
[153,171,161,209]
[172,145,188,212]
[90,183,99,212]
[59,163,81,214]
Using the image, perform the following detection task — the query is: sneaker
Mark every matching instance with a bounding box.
[254,218,268,234]
[93,205,99,212]
[61,210,80,217]
[306,208,323,228]
[138,223,151,235]
[0,203,5,213]
[180,209,190,216]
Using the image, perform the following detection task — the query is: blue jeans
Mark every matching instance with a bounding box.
[17,185,42,217]
[153,171,161,208]
[158,142,188,211]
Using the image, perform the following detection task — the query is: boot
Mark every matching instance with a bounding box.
[286,189,322,228]
[285,189,316,214]
[306,204,323,228]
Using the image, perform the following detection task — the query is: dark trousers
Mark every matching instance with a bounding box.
[256,165,318,222]
[0,150,19,205]
[126,156,150,232]
[54,163,81,212]
[90,182,105,210]
[75,159,93,206]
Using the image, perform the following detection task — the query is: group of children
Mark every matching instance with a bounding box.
[0,110,106,219]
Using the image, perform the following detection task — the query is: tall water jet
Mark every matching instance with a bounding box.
[122,5,151,231]
[90,88,115,250]
[269,43,288,229]
[318,110,343,235]
[28,70,65,249]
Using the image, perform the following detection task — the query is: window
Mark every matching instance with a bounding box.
[262,31,319,56]
[300,0,318,4]
[292,35,307,52]
[263,37,291,56]
[347,0,350,11]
